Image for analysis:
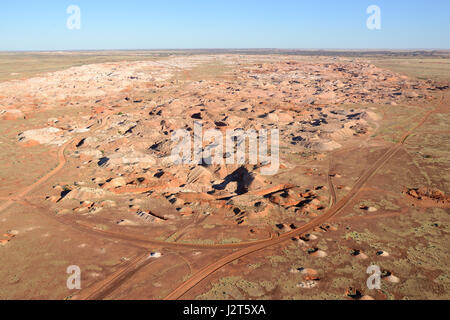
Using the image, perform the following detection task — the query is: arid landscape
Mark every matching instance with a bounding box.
[0,50,449,300]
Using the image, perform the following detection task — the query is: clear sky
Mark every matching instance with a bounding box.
[0,0,449,51]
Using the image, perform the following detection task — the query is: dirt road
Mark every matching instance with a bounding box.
[0,118,107,214]
[72,252,153,300]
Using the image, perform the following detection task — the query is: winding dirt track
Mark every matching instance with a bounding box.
[67,219,277,250]
[72,252,153,300]
[327,161,337,208]
[0,118,106,214]
[163,98,443,300]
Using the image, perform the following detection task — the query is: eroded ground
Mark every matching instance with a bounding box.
[0,52,448,300]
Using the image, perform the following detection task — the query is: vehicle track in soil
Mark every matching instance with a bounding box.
[327,154,339,208]
[0,118,107,214]
[72,249,195,300]
[72,252,154,300]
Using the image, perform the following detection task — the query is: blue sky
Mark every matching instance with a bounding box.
[0,0,449,50]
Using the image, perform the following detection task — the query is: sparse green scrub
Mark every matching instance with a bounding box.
[343,230,384,249]
[248,263,262,270]
[220,238,242,244]
[196,276,264,300]
[267,255,288,265]
[379,199,400,211]
[180,239,215,245]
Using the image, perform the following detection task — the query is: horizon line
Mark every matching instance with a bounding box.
[1,48,450,53]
